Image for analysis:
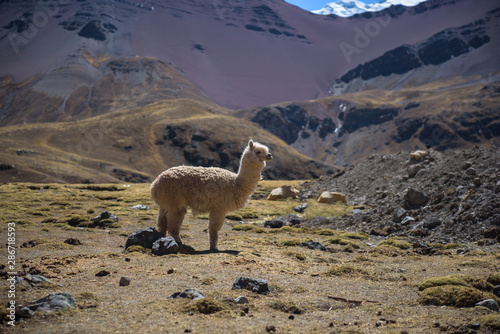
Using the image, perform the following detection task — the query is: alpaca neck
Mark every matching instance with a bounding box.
[236,159,263,195]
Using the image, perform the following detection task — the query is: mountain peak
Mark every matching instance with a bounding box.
[313,0,427,17]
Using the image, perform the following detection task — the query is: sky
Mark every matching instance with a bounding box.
[285,0,374,12]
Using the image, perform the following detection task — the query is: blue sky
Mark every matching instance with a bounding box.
[285,0,374,11]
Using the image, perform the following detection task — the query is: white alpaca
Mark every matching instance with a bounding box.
[150,140,273,250]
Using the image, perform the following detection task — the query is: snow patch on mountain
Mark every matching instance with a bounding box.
[313,0,427,17]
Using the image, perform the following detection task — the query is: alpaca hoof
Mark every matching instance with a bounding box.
[210,247,219,252]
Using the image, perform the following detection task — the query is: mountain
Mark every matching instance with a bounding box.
[0,0,499,182]
[312,0,426,17]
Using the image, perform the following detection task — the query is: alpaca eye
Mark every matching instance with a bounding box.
[256,151,262,155]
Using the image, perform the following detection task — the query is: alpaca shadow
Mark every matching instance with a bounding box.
[194,249,240,256]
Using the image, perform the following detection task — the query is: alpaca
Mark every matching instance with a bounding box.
[150,139,273,250]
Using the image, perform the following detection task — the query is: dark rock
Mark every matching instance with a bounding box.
[125,227,164,249]
[493,285,500,298]
[404,188,429,210]
[20,292,75,316]
[232,277,270,295]
[264,214,301,228]
[342,107,399,133]
[96,270,110,277]
[266,325,277,333]
[301,241,326,251]
[475,299,499,311]
[482,227,500,239]
[465,167,477,176]
[370,226,392,237]
[0,163,14,171]
[91,211,118,223]
[293,203,308,213]
[423,218,441,229]
[119,277,131,286]
[393,207,407,224]
[168,288,205,300]
[78,21,107,41]
[21,240,38,248]
[64,238,81,245]
[152,237,179,256]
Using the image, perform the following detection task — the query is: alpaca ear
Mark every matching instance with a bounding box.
[248,139,254,150]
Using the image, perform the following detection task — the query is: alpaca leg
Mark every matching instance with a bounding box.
[166,208,186,245]
[157,208,168,235]
[208,211,226,251]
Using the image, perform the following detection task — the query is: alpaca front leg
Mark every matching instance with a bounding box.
[167,208,187,245]
[208,211,226,251]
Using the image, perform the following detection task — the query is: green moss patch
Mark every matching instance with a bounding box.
[487,272,500,286]
[476,314,500,331]
[378,238,411,250]
[418,285,486,307]
[325,236,360,249]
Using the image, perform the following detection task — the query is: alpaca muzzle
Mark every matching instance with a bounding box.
[266,153,273,161]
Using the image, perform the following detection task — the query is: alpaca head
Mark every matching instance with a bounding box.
[241,139,273,168]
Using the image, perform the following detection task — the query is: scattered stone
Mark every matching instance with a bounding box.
[20,292,76,316]
[119,277,131,286]
[152,237,179,256]
[293,203,308,213]
[95,270,110,277]
[423,218,441,229]
[264,214,301,228]
[288,315,295,320]
[404,188,428,210]
[301,241,326,251]
[482,227,500,239]
[400,216,416,226]
[24,274,62,287]
[167,268,178,274]
[318,191,347,204]
[266,325,277,333]
[130,204,150,210]
[21,240,38,248]
[267,185,300,200]
[232,277,270,295]
[476,299,500,311]
[91,211,118,224]
[64,238,82,245]
[370,226,392,236]
[125,227,164,249]
[234,296,249,304]
[168,288,205,300]
[393,207,407,224]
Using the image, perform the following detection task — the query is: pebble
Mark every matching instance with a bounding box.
[476,299,499,311]
[234,296,249,304]
[119,277,131,286]
[168,288,205,300]
[125,227,164,249]
[95,270,110,277]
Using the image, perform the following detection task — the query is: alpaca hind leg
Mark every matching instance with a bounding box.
[208,211,226,251]
[157,208,168,235]
[166,208,187,245]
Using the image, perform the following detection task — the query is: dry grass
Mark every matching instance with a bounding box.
[1,182,499,333]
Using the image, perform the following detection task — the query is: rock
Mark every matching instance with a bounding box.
[410,150,429,163]
[476,299,499,311]
[293,203,308,213]
[301,241,326,251]
[232,277,270,295]
[370,226,392,236]
[393,207,407,224]
[152,237,179,256]
[234,296,249,304]
[404,188,429,210]
[482,227,500,239]
[91,211,118,224]
[168,288,205,300]
[64,238,82,245]
[119,277,131,286]
[125,227,164,249]
[400,216,416,226]
[318,191,347,204]
[20,292,76,316]
[264,214,301,228]
[267,185,299,200]
[465,167,477,176]
[407,164,424,177]
[493,286,500,298]
[130,204,150,210]
[24,274,62,287]
[96,270,110,277]
[423,218,441,229]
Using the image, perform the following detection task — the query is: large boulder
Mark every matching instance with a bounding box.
[267,185,300,200]
[318,191,347,204]
[152,237,179,256]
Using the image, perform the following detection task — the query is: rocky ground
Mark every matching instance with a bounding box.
[300,146,500,245]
